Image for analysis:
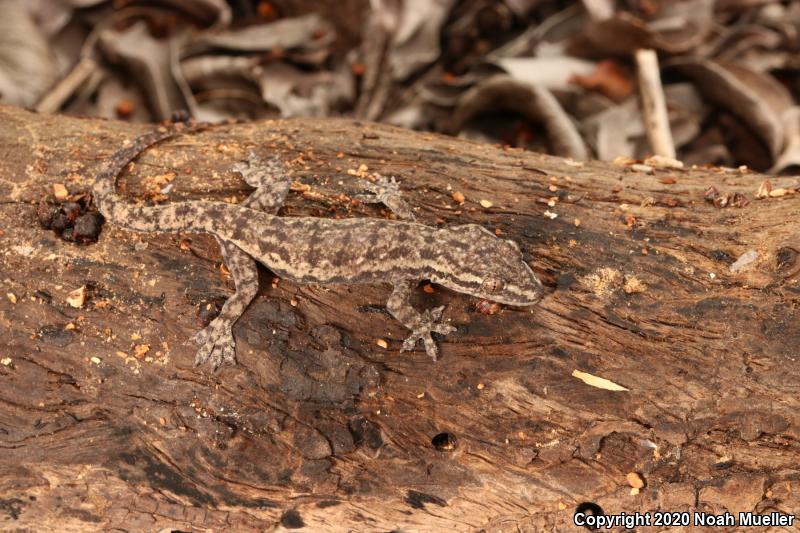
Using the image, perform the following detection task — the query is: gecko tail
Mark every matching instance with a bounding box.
[92,121,201,233]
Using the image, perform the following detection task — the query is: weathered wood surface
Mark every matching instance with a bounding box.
[0,104,799,532]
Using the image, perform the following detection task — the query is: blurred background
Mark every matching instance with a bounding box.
[3,0,800,172]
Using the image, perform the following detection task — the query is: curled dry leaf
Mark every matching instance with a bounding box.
[98,22,186,120]
[188,13,334,54]
[491,56,597,92]
[453,75,588,159]
[154,0,232,26]
[390,0,456,81]
[581,0,714,55]
[668,59,793,164]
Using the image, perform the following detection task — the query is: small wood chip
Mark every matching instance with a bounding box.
[90,356,102,364]
[644,155,684,169]
[756,180,771,198]
[572,369,629,391]
[452,191,465,203]
[6,293,16,304]
[630,163,654,174]
[376,338,388,349]
[479,199,493,208]
[66,286,87,308]
[53,183,69,200]
[1,358,11,366]
[626,472,645,489]
[133,344,150,358]
[769,188,792,197]
[623,276,647,294]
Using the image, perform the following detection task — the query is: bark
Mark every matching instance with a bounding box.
[0,104,798,532]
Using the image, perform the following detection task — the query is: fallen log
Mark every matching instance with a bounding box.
[0,104,798,532]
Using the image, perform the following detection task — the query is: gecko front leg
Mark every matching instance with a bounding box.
[386,280,457,361]
[193,154,289,368]
[354,175,416,221]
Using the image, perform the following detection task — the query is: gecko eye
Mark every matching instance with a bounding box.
[481,278,505,293]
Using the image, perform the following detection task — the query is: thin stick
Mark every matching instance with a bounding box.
[635,49,675,158]
[36,57,99,113]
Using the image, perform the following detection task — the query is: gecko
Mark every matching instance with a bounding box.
[91,122,544,368]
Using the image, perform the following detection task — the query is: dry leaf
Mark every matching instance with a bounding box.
[570,59,634,102]
[453,76,588,159]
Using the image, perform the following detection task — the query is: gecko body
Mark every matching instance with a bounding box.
[92,124,544,367]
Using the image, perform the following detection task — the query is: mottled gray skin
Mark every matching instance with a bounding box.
[93,124,544,368]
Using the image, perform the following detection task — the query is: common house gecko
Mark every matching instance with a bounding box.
[92,122,544,368]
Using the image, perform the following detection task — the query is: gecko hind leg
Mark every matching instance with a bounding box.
[386,281,457,361]
[193,242,259,368]
[193,154,290,369]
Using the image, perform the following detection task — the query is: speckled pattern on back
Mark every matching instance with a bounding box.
[92,124,544,367]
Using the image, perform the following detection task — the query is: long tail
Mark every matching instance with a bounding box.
[92,121,203,232]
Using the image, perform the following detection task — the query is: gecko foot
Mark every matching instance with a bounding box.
[192,320,237,369]
[233,153,284,188]
[354,175,416,220]
[399,306,457,361]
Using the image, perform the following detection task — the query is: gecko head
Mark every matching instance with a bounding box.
[432,225,544,306]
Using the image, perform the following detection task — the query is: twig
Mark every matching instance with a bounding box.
[635,49,675,158]
[36,57,99,113]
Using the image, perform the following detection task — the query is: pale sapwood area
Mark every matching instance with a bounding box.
[0,104,799,532]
